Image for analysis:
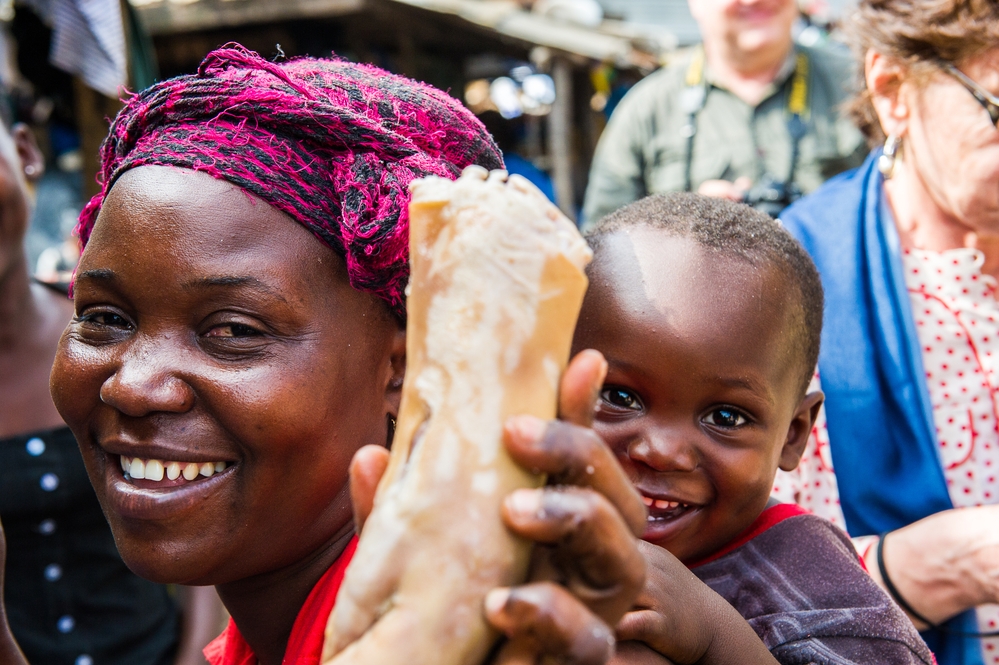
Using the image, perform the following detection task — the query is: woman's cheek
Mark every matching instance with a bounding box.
[50,332,113,427]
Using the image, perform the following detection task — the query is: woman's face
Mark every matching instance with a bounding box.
[902,47,999,232]
[51,165,402,585]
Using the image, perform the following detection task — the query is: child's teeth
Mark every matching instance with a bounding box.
[146,459,165,482]
[129,457,146,480]
[120,457,229,483]
[642,496,654,507]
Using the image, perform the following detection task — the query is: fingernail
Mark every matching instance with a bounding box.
[507,415,546,442]
[484,587,510,615]
[506,488,542,516]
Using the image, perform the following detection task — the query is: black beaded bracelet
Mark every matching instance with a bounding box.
[876,532,999,638]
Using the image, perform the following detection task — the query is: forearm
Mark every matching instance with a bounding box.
[694,595,780,665]
[860,507,999,627]
[173,586,227,665]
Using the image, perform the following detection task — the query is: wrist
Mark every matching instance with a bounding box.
[877,525,982,626]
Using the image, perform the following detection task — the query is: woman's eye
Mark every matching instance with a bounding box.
[600,387,643,411]
[206,323,261,338]
[704,408,747,428]
[80,311,131,329]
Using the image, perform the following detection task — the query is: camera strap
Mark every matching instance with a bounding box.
[680,48,810,192]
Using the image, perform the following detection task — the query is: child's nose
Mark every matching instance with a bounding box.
[625,430,698,473]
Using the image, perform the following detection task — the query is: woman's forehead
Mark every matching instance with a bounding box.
[82,165,346,294]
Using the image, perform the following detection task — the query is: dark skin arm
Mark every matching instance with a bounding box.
[0,519,29,665]
[352,350,648,664]
[612,541,778,665]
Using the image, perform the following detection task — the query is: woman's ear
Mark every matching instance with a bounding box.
[11,124,43,183]
[384,327,406,418]
[779,391,824,472]
[865,49,910,139]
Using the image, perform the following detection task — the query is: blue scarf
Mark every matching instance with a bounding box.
[780,150,984,665]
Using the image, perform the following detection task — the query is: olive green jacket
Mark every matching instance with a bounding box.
[582,43,866,228]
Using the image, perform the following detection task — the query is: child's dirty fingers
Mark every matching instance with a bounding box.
[502,487,646,624]
[485,582,616,665]
[558,349,608,427]
[348,445,390,532]
[503,418,647,537]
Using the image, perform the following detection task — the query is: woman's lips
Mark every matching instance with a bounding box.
[100,450,237,521]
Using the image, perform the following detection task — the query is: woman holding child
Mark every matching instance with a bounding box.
[773,1,999,664]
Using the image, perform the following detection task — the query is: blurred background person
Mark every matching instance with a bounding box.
[772,2,999,664]
[582,0,866,226]
[0,107,222,664]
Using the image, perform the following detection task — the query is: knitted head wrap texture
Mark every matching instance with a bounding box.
[76,43,503,319]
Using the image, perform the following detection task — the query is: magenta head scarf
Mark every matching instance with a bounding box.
[76,43,503,319]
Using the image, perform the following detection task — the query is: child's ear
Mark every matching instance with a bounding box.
[778,391,824,472]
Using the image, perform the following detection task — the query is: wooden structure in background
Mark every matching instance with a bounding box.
[128,0,671,218]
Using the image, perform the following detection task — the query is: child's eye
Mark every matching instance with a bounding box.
[703,408,748,428]
[206,323,262,338]
[600,387,643,411]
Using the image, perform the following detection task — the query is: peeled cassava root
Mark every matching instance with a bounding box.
[322,166,592,665]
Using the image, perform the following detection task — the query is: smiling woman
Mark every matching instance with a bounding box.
[17,43,648,665]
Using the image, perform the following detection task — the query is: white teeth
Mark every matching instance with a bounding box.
[650,498,686,511]
[119,457,230,483]
[129,457,145,480]
[145,459,165,482]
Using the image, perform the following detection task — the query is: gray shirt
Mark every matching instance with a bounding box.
[582,44,866,228]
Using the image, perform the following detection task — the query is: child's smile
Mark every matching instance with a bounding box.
[574,227,820,564]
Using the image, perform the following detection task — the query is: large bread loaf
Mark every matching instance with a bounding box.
[322,166,591,664]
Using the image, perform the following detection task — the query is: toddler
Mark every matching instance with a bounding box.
[574,193,935,665]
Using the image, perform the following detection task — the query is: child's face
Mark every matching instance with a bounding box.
[573,227,818,564]
[50,166,402,585]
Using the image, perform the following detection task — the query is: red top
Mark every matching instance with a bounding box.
[204,537,358,665]
[687,503,810,569]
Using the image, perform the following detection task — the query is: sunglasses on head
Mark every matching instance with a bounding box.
[942,61,999,129]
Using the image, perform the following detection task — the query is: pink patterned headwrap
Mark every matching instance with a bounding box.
[76,43,503,319]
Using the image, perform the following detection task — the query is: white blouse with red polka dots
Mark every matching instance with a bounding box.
[773,247,999,661]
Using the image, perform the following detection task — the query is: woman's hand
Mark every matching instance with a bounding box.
[612,542,778,665]
[350,349,647,664]
[0,517,30,665]
[864,505,999,628]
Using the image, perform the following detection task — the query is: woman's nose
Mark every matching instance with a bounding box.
[99,338,196,417]
[626,430,698,473]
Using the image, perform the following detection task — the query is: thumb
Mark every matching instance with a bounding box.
[349,445,390,532]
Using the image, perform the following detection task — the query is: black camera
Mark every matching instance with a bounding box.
[743,175,802,218]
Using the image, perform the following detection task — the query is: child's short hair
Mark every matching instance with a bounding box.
[586,193,823,396]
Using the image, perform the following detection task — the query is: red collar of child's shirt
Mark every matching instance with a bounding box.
[686,503,809,569]
[204,536,359,665]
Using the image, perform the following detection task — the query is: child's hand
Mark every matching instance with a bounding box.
[350,349,648,664]
[615,543,779,665]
